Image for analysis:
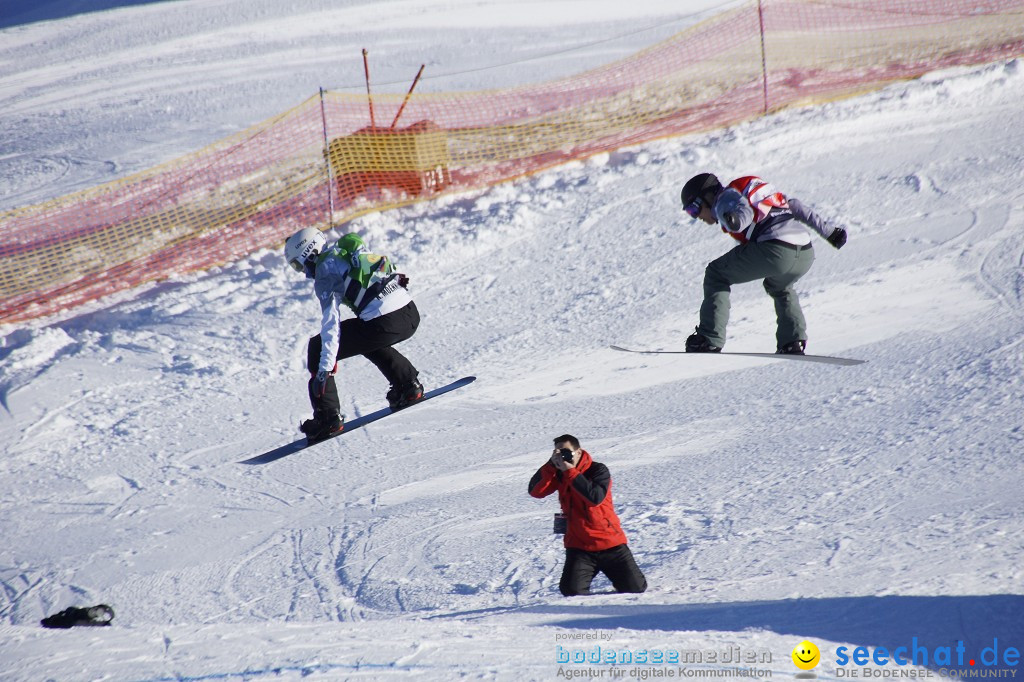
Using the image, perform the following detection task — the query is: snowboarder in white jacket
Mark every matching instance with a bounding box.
[284,228,422,443]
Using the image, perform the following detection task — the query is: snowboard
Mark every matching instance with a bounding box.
[610,345,865,366]
[240,376,476,465]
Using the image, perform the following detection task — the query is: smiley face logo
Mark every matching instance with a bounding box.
[792,640,821,670]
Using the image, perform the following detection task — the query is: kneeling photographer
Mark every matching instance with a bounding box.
[528,434,647,596]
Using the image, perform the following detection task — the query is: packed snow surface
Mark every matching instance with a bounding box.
[1,1,1022,680]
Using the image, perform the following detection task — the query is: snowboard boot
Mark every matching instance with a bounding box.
[777,340,806,355]
[685,331,722,353]
[299,410,344,443]
[387,378,424,411]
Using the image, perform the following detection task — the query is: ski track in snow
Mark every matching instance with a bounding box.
[1,2,1023,681]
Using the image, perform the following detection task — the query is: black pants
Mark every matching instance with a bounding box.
[560,544,647,596]
[306,302,420,415]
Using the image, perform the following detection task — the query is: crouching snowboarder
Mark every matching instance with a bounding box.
[679,172,848,355]
[284,228,423,443]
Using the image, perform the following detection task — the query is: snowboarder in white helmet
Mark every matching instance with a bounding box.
[284,227,423,443]
[679,173,848,355]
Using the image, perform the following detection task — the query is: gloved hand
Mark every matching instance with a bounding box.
[398,273,410,289]
[311,370,329,398]
[827,227,848,249]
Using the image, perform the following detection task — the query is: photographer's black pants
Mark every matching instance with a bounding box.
[560,544,647,596]
[306,302,419,415]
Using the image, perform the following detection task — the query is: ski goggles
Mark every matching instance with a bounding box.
[288,258,305,273]
[683,197,703,218]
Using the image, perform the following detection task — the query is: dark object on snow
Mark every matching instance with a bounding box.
[41,604,114,629]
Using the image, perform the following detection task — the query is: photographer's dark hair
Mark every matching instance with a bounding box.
[553,434,580,449]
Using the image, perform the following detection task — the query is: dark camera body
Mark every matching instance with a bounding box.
[558,448,574,462]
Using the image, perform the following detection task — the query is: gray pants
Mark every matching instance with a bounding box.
[697,240,814,348]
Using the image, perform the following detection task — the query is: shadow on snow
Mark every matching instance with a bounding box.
[527,594,1024,674]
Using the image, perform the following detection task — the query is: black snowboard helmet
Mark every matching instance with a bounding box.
[680,173,722,215]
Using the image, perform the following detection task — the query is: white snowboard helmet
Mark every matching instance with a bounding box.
[284,228,327,274]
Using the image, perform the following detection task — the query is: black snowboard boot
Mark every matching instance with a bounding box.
[299,410,344,443]
[685,331,722,353]
[777,340,806,355]
[387,379,424,411]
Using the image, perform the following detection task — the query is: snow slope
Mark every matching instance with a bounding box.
[1,1,1023,680]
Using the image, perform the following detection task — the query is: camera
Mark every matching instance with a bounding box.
[558,448,574,462]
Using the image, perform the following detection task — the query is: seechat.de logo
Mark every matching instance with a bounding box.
[835,638,1020,670]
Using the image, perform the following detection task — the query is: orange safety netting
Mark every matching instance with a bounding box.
[2,0,1022,324]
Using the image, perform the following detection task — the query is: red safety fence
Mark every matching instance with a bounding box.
[2,0,1022,324]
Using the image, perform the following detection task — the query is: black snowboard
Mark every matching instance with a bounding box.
[240,376,476,465]
[610,345,865,366]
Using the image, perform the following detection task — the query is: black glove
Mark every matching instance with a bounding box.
[826,227,848,249]
[398,274,410,289]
